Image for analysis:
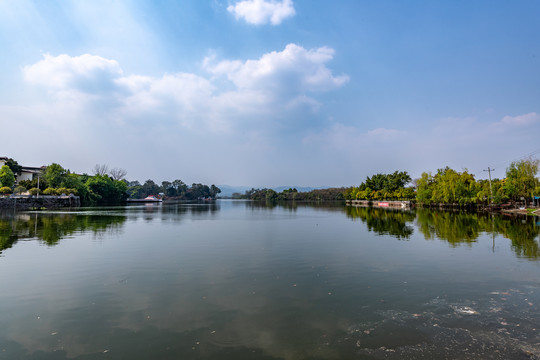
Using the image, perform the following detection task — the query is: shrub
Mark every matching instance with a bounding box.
[0,165,15,188]
[0,186,12,194]
[43,188,57,195]
[29,188,42,195]
[13,185,27,194]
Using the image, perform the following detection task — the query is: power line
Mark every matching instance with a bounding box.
[483,167,494,203]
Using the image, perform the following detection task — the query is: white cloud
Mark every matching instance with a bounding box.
[23,53,123,94]
[23,46,347,128]
[10,47,348,183]
[205,44,349,94]
[498,112,539,127]
[227,0,295,25]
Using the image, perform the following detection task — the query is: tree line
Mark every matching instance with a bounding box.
[234,158,539,206]
[344,171,415,201]
[345,158,539,206]
[125,179,221,200]
[415,159,540,205]
[233,187,346,202]
[2,156,538,206]
[0,158,221,205]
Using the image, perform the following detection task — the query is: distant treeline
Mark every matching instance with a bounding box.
[125,179,221,200]
[233,158,540,206]
[233,187,346,201]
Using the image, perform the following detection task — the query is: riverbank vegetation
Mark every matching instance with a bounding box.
[3,156,538,208]
[4,159,221,206]
[413,159,539,206]
[235,158,539,208]
[344,171,415,201]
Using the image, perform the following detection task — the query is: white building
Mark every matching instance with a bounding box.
[0,157,45,183]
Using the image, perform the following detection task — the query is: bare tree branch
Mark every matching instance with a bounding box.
[93,164,109,176]
[109,167,128,180]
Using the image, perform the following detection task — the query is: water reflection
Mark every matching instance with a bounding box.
[415,209,540,259]
[344,205,540,260]
[2,203,540,261]
[0,211,126,253]
[345,206,415,240]
[243,200,345,212]
[0,202,539,359]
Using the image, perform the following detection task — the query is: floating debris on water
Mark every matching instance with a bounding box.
[451,305,479,315]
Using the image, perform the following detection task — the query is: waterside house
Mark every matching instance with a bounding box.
[0,157,46,183]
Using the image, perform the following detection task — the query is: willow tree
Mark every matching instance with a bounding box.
[504,158,540,204]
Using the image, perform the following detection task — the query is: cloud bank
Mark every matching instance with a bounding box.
[21,45,347,135]
[11,48,540,186]
[10,45,351,184]
[227,0,295,25]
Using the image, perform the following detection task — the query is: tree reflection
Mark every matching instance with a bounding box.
[0,212,126,252]
[345,206,416,240]
[415,209,540,259]
[246,200,345,212]
[415,209,482,246]
[493,215,540,259]
[345,206,540,259]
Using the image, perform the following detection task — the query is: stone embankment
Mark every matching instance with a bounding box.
[0,195,80,210]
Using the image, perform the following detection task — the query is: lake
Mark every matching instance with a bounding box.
[0,201,539,359]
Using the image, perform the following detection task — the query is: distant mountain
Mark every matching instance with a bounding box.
[217,185,319,198]
[272,186,316,193]
[216,185,252,198]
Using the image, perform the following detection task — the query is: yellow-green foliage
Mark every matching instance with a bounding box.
[28,188,41,195]
[43,188,56,195]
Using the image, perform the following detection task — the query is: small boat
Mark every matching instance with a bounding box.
[126,195,163,203]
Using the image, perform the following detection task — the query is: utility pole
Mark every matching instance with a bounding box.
[483,167,494,204]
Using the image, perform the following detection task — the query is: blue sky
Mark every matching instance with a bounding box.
[1,0,539,187]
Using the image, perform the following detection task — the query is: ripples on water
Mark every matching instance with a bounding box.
[0,201,539,359]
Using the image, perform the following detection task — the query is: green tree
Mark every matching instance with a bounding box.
[0,165,15,188]
[415,172,434,204]
[142,179,161,198]
[172,179,187,197]
[85,175,128,204]
[504,158,540,203]
[210,185,221,198]
[5,158,22,176]
[44,163,66,188]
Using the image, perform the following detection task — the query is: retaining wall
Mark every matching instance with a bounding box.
[0,195,80,210]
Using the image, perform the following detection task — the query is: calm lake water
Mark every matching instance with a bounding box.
[0,201,539,359]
